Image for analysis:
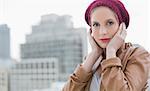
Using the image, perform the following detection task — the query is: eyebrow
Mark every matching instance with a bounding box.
[106,19,114,22]
[92,21,99,24]
[92,19,113,24]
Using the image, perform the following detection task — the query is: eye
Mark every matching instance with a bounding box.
[93,22,100,27]
[107,20,114,26]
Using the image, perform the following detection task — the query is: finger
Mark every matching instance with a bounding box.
[117,23,123,35]
[88,30,96,45]
[88,29,101,48]
[88,31,93,41]
[123,22,126,31]
[121,29,127,39]
[120,23,127,39]
[120,22,126,34]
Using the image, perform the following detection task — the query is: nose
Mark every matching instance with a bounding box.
[99,27,107,35]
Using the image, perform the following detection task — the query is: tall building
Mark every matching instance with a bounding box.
[9,14,87,91]
[0,24,11,91]
[0,24,10,60]
[20,14,87,81]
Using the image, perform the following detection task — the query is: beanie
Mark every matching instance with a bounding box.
[85,0,130,28]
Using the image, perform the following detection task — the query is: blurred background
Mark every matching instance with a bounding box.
[0,0,150,91]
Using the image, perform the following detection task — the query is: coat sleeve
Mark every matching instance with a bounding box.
[62,64,93,91]
[100,47,150,91]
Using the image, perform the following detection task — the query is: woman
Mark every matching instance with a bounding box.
[62,0,150,91]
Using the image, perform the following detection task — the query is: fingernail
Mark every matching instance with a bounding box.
[123,23,126,30]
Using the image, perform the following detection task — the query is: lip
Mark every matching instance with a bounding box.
[99,38,111,43]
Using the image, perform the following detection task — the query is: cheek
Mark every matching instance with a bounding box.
[111,29,118,35]
[92,30,99,38]
[110,25,119,36]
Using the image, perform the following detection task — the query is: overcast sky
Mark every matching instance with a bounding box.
[0,0,150,60]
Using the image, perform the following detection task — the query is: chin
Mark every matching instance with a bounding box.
[100,45,106,49]
[98,43,107,49]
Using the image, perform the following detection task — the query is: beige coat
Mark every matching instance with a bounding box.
[62,43,150,91]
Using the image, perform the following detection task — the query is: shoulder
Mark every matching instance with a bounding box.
[130,43,149,57]
[126,43,150,61]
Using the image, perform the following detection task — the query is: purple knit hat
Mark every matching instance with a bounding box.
[85,0,130,28]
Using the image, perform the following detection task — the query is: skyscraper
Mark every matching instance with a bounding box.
[20,14,87,81]
[0,24,11,91]
[0,24,10,60]
[10,14,87,91]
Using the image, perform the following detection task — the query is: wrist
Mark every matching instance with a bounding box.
[82,51,101,73]
[91,50,102,56]
[106,48,116,59]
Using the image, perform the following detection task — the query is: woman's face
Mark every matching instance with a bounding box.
[90,6,119,48]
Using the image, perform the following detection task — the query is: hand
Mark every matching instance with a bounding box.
[88,29,103,55]
[106,23,127,58]
[81,29,103,73]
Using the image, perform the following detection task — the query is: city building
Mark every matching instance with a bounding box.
[20,14,87,81]
[10,14,87,91]
[0,24,11,91]
[10,58,59,91]
[0,24,10,60]
[0,68,9,91]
